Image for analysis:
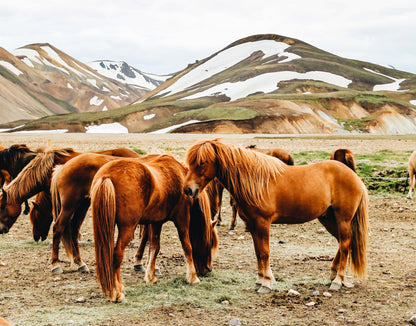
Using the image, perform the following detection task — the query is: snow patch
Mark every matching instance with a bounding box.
[161,40,301,97]
[144,113,156,120]
[67,83,73,89]
[89,96,104,106]
[85,123,128,133]
[410,100,416,105]
[102,106,108,111]
[183,71,351,101]
[110,95,122,100]
[150,120,200,134]
[0,61,23,76]
[87,79,99,88]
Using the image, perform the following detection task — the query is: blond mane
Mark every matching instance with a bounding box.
[186,139,286,207]
[4,148,74,204]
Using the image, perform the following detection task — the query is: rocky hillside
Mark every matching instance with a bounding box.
[0,44,147,123]
[3,34,416,134]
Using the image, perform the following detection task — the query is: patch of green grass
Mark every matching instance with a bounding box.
[129,147,147,155]
[337,116,375,132]
[293,150,330,163]
[356,149,412,163]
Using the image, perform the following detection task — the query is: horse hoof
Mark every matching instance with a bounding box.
[155,268,162,276]
[343,281,354,288]
[257,286,271,294]
[78,264,89,273]
[51,266,63,274]
[329,280,342,290]
[134,264,145,272]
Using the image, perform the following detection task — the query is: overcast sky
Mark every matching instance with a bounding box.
[1,0,415,75]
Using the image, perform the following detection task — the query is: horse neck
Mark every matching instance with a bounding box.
[6,181,46,205]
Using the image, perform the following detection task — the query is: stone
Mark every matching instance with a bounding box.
[409,315,416,325]
[229,318,241,326]
[288,289,300,296]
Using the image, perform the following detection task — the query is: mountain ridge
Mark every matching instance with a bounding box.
[2,34,416,134]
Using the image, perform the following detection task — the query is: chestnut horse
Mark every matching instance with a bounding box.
[90,155,218,302]
[48,151,145,273]
[183,139,369,293]
[330,148,356,172]
[29,147,141,242]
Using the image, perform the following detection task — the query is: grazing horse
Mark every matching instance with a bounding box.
[406,151,416,198]
[48,151,144,273]
[0,148,79,235]
[228,146,295,230]
[90,155,218,302]
[330,148,356,172]
[29,147,140,242]
[0,144,39,214]
[183,139,369,293]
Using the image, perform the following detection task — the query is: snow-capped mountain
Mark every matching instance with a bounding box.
[88,60,172,91]
[0,43,148,123]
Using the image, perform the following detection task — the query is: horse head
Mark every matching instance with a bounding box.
[0,189,22,234]
[184,140,219,199]
[189,190,219,275]
[30,200,52,242]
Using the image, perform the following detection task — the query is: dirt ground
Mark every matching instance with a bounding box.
[0,133,416,326]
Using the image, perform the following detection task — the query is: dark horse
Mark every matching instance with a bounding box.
[330,148,356,172]
[183,139,369,293]
[90,155,218,302]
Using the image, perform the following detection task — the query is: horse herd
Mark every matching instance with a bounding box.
[0,140,382,305]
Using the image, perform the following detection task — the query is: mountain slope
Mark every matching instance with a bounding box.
[0,44,147,123]
[4,34,416,134]
[88,60,172,91]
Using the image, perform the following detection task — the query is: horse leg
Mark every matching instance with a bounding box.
[216,184,223,225]
[70,198,90,273]
[111,224,136,302]
[134,224,148,272]
[318,212,340,280]
[144,223,162,284]
[50,208,74,273]
[329,220,354,290]
[173,215,200,284]
[407,168,414,198]
[247,218,274,293]
[229,197,237,230]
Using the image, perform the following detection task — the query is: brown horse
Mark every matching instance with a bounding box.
[183,139,369,293]
[0,148,79,235]
[330,148,356,172]
[48,151,143,273]
[406,150,416,198]
[91,155,218,302]
[29,147,140,242]
[228,146,295,230]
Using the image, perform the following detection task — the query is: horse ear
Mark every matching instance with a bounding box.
[23,200,30,215]
[211,220,218,228]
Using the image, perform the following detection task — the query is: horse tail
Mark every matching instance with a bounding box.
[91,177,116,297]
[287,154,295,166]
[51,165,63,221]
[344,152,356,172]
[349,187,369,279]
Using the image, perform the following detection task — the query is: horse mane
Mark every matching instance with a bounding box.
[186,139,286,207]
[4,148,74,204]
[189,188,218,273]
[0,144,38,178]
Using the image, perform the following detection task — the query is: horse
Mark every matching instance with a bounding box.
[0,148,80,235]
[0,144,40,214]
[406,150,416,198]
[183,139,369,293]
[228,146,295,230]
[29,147,141,242]
[48,151,144,273]
[90,155,218,302]
[330,148,356,172]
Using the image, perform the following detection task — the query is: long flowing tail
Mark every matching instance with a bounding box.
[91,177,116,296]
[349,187,369,279]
